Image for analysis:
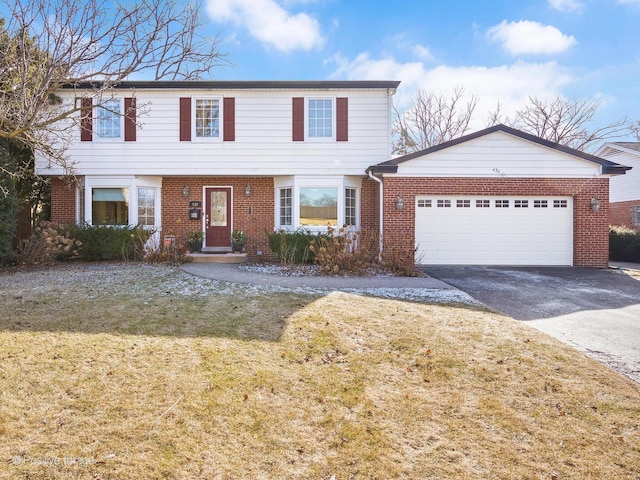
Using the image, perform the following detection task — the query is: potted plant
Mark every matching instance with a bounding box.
[187,230,204,253]
[231,229,248,253]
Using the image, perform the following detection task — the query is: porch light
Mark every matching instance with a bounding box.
[244,184,252,197]
[396,195,404,210]
[590,196,600,212]
[182,185,190,199]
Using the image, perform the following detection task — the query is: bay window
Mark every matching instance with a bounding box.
[276,177,360,230]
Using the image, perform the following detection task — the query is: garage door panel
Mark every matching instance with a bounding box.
[415,196,573,266]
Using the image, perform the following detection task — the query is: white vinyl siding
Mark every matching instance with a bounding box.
[394,131,603,178]
[37,89,393,177]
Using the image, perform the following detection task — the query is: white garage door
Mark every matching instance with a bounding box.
[415,196,573,266]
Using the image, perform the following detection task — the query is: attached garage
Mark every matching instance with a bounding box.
[414,195,573,265]
[367,124,630,268]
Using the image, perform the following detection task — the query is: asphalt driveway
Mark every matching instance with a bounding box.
[424,265,640,383]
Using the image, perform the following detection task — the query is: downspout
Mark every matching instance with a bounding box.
[368,170,384,261]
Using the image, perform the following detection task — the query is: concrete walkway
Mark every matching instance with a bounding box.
[181,262,453,289]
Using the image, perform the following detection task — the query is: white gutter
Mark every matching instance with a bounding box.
[368,170,384,261]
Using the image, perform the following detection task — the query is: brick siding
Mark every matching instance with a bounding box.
[50,177,76,224]
[378,177,610,268]
[610,200,640,230]
[162,177,275,258]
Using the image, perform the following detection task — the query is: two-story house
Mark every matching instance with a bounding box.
[38,81,628,268]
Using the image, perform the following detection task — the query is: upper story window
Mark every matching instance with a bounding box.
[96,100,122,139]
[180,97,234,142]
[307,98,333,139]
[80,97,136,142]
[293,97,348,142]
[195,98,220,139]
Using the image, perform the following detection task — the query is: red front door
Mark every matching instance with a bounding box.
[205,187,232,248]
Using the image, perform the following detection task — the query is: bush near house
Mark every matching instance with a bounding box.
[66,224,153,261]
[17,223,154,264]
[609,226,640,263]
[267,228,328,264]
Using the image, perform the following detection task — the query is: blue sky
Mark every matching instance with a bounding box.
[204,0,640,133]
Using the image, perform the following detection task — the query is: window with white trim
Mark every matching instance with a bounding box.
[457,199,471,208]
[195,98,220,139]
[417,199,432,208]
[300,187,338,226]
[534,200,548,208]
[632,205,640,227]
[345,188,357,226]
[514,200,529,208]
[96,100,122,139]
[554,200,568,208]
[92,188,129,225]
[476,199,490,208]
[279,188,293,226]
[495,200,509,208]
[437,199,451,208]
[137,187,156,226]
[307,98,334,139]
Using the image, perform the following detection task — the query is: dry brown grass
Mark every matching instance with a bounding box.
[0,264,639,479]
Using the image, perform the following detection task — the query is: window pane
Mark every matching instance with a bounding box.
[345,188,356,226]
[195,99,220,138]
[137,187,155,226]
[92,188,128,225]
[308,99,333,138]
[300,187,337,226]
[96,100,121,138]
[280,188,292,226]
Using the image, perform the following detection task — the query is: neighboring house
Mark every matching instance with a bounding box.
[37,82,628,268]
[594,142,640,229]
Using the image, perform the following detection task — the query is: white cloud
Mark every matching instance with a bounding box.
[412,44,433,61]
[206,0,324,52]
[487,20,577,55]
[328,53,574,129]
[548,0,584,13]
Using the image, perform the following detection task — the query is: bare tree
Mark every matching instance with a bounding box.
[393,86,478,155]
[511,96,629,152]
[0,0,227,174]
[628,120,640,141]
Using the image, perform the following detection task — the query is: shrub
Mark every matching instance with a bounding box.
[66,224,154,261]
[309,227,380,275]
[267,228,327,264]
[144,231,192,264]
[17,222,81,265]
[610,226,640,263]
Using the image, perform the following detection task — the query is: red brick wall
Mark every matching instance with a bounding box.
[381,177,610,268]
[162,177,275,258]
[610,200,640,230]
[360,176,380,233]
[50,177,76,224]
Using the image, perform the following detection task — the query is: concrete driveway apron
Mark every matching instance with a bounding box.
[424,266,640,383]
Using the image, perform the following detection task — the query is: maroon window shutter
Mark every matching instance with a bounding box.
[124,97,136,142]
[336,97,348,142]
[179,97,191,141]
[292,97,304,141]
[80,98,92,142]
[223,97,235,141]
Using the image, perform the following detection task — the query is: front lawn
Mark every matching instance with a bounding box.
[1,263,638,479]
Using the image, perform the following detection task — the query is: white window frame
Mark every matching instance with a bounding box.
[82,176,162,228]
[274,176,360,231]
[305,96,335,142]
[94,98,123,142]
[193,96,223,142]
